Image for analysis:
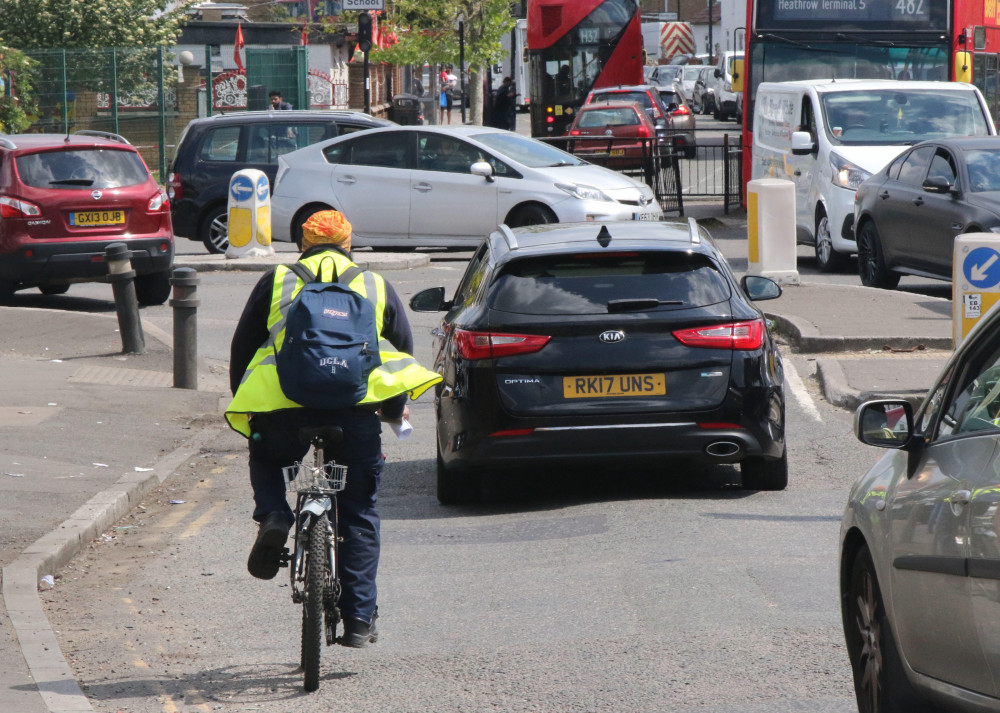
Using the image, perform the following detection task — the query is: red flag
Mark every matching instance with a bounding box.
[234,22,245,72]
[300,22,309,46]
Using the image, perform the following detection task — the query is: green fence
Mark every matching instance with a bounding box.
[12,46,311,180]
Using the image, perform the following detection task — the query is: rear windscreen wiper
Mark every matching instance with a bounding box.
[49,179,94,186]
[607,298,683,312]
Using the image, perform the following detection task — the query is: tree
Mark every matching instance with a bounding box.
[373,0,514,125]
[0,46,36,133]
[0,0,190,49]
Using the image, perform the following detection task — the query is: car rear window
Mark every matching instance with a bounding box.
[489,252,731,315]
[592,91,653,111]
[578,108,639,128]
[16,148,150,189]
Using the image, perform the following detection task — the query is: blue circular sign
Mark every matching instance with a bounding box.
[256,175,269,201]
[963,246,1000,289]
[229,174,254,202]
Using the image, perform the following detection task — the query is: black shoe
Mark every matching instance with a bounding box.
[247,513,291,580]
[340,616,378,648]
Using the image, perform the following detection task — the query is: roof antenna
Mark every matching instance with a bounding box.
[597,224,612,248]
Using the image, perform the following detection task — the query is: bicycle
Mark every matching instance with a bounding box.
[280,425,346,692]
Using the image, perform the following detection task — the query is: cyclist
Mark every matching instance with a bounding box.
[225,210,440,647]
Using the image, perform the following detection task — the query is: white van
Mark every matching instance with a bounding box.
[752,79,996,271]
[710,51,743,122]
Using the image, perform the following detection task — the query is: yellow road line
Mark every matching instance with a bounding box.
[180,501,227,540]
[157,501,197,530]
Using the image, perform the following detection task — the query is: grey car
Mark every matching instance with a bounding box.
[842,302,1000,712]
[693,67,716,116]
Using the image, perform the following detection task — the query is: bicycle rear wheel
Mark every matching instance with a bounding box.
[301,513,330,692]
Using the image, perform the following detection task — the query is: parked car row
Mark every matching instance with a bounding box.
[751,78,997,274]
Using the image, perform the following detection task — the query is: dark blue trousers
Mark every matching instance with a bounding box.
[248,408,383,623]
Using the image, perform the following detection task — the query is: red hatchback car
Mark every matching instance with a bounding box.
[565,101,660,169]
[0,132,174,304]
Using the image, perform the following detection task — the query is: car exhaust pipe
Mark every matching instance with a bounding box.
[705,440,743,458]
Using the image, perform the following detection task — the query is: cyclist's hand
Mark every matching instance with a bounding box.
[378,404,410,425]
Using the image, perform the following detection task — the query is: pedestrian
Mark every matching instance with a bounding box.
[225,209,441,648]
[439,65,456,124]
[269,90,292,110]
[492,76,515,131]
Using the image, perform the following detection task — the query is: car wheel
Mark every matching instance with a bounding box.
[815,210,850,272]
[0,279,17,301]
[436,443,480,506]
[845,546,936,713]
[857,221,900,290]
[39,284,70,295]
[199,205,228,255]
[506,204,556,228]
[134,271,171,306]
[741,449,788,491]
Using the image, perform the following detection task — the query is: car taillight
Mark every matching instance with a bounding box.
[636,125,650,138]
[569,129,581,136]
[167,172,181,201]
[454,329,551,360]
[672,319,765,350]
[148,191,169,212]
[0,195,41,218]
[672,105,690,116]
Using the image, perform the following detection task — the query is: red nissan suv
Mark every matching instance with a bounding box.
[0,131,174,304]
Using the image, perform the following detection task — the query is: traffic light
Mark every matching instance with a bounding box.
[357,13,373,53]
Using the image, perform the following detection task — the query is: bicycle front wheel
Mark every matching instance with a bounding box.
[301,513,330,692]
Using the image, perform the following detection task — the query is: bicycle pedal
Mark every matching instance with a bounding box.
[278,547,291,567]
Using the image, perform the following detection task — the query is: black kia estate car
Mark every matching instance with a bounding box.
[167,110,393,253]
[410,220,787,504]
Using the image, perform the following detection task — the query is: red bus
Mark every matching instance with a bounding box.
[527,0,644,138]
[741,0,1000,195]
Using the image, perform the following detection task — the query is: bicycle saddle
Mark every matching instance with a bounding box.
[297,425,344,448]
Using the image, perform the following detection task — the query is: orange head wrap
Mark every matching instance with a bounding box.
[301,210,352,251]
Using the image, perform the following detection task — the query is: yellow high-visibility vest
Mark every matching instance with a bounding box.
[225,250,441,437]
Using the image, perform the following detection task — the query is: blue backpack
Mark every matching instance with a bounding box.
[275,261,382,410]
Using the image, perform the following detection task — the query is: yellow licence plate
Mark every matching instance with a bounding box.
[609,148,625,157]
[563,373,665,399]
[71,210,124,226]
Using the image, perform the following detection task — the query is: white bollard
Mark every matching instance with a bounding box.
[953,233,1000,347]
[746,178,799,285]
[225,169,275,259]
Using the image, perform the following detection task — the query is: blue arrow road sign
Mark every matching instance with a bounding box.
[963,246,1000,289]
[229,174,254,202]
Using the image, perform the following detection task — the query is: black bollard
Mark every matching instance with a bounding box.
[170,267,199,389]
[105,243,145,354]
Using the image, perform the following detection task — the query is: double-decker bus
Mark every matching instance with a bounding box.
[741,0,1000,193]
[527,0,644,137]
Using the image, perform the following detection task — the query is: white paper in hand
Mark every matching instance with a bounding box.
[389,418,413,440]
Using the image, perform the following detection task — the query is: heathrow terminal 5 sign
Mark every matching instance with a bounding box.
[759,0,945,31]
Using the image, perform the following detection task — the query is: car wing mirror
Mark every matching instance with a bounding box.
[791,131,815,156]
[471,161,494,182]
[741,275,782,301]
[922,175,954,194]
[854,399,914,449]
[409,286,452,312]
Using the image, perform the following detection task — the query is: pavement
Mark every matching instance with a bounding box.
[0,220,956,712]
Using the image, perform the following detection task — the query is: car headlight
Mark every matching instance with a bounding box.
[830,153,872,191]
[555,183,613,202]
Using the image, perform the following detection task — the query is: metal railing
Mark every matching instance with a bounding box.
[542,130,744,216]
